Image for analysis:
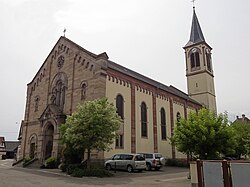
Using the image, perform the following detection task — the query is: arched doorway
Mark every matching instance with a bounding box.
[44,124,54,160]
[29,136,36,159]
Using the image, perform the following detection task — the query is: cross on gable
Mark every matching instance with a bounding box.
[63,28,66,37]
[191,0,196,7]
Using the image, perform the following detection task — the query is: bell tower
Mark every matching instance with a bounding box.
[184,7,217,112]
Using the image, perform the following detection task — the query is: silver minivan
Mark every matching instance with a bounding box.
[104,153,146,172]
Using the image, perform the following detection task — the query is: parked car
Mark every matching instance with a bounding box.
[104,153,146,173]
[223,157,236,160]
[138,153,166,171]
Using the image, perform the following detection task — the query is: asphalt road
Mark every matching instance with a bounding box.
[0,159,191,187]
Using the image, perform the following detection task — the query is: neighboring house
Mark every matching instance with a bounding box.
[235,114,250,123]
[0,137,6,160]
[5,141,21,159]
[18,7,216,164]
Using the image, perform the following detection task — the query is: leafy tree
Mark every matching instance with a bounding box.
[230,121,250,159]
[171,108,236,160]
[60,98,122,168]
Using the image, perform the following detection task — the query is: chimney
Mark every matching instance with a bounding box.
[242,114,246,121]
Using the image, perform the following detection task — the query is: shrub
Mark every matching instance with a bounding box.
[23,157,31,163]
[71,168,85,178]
[22,157,31,167]
[40,164,46,169]
[165,159,189,167]
[66,164,79,175]
[45,157,58,169]
[59,163,67,172]
[71,168,113,178]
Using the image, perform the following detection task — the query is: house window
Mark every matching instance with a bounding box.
[141,102,147,137]
[190,48,200,71]
[160,108,167,140]
[115,134,123,148]
[176,112,181,122]
[116,95,124,119]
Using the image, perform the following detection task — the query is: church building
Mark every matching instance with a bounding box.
[18,7,216,164]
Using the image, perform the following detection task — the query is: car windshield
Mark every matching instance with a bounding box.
[145,154,153,159]
[155,154,162,159]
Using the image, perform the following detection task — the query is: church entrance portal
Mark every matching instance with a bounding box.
[30,143,35,159]
[44,124,54,160]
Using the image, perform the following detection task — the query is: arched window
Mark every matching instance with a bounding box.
[55,80,65,109]
[34,96,40,112]
[160,108,167,140]
[55,81,62,106]
[50,72,68,110]
[206,52,212,72]
[81,83,87,100]
[115,94,124,148]
[190,48,200,71]
[115,134,123,148]
[191,53,195,68]
[116,95,124,119]
[176,112,181,122]
[141,102,147,137]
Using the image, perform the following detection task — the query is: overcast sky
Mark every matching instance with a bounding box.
[1,0,250,140]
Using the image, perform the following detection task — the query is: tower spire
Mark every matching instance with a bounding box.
[185,7,205,47]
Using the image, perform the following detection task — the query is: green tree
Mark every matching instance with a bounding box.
[171,108,236,160]
[230,120,250,159]
[60,98,122,168]
[60,123,84,164]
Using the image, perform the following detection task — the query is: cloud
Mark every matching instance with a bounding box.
[53,0,141,33]
[2,0,32,6]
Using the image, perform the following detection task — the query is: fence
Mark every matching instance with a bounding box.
[190,160,250,187]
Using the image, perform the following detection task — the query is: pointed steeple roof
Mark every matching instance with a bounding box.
[185,7,205,47]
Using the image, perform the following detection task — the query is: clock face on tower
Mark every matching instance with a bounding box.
[191,48,197,53]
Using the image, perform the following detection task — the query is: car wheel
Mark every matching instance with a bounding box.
[106,164,112,171]
[146,163,151,171]
[127,165,133,173]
